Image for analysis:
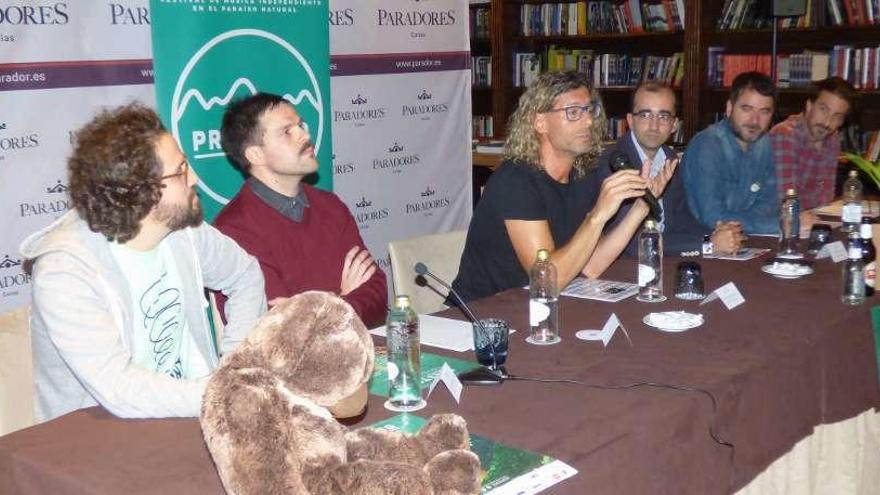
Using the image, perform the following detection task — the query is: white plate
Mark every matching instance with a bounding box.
[643,312,704,333]
[761,263,813,279]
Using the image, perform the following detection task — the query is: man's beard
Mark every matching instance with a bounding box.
[730,120,765,143]
[156,192,203,231]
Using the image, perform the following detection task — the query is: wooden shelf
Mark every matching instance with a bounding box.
[473,0,880,145]
[472,152,503,169]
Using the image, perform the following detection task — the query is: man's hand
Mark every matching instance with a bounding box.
[799,211,819,238]
[710,221,747,254]
[642,157,679,199]
[340,246,376,296]
[591,169,649,224]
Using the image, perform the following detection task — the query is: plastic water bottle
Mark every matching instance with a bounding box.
[842,170,863,233]
[386,295,424,411]
[638,219,665,302]
[528,248,560,345]
[842,233,865,306]
[778,188,800,257]
[860,217,875,297]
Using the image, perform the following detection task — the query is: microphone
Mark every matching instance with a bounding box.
[610,153,662,221]
[413,262,505,385]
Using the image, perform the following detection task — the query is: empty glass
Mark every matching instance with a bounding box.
[473,318,509,368]
[807,224,832,256]
[674,262,705,300]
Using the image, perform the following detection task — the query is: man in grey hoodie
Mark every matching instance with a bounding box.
[20,103,266,423]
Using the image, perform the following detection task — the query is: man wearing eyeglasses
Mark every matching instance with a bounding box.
[214,93,387,327]
[681,71,779,235]
[451,71,674,303]
[770,77,855,234]
[20,103,267,423]
[590,81,745,256]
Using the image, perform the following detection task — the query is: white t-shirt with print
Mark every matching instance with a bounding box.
[109,239,210,380]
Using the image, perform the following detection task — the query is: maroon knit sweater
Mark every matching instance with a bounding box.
[214,182,388,327]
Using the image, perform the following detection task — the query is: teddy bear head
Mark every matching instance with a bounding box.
[223,290,375,408]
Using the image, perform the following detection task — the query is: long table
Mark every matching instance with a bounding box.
[2,241,878,494]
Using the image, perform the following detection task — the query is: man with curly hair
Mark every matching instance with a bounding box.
[451,71,676,302]
[215,93,387,327]
[20,103,266,423]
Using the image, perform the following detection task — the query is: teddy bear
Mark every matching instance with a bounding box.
[200,290,482,495]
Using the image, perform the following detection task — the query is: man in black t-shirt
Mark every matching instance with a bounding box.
[452,71,676,302]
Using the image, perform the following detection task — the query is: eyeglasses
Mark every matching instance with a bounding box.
[633,110,676,125]
[160,161,189,182]
[546,103,602,122]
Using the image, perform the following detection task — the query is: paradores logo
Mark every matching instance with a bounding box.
[170,28,325,215]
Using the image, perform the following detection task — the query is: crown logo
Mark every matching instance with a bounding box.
[0,255,22,269]
[351,94,368,105]
[356,196,373,208]
[420,186,435,197]
[417,90,432,100]
[46,180,69,194]
[388,142,404,153]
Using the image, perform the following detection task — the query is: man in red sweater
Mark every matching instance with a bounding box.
[215,93,387,327]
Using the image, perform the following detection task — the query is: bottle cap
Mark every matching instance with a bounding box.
[785,188,797,197]
[536,248,550,262]
[703,234,711,241]
[849,170,859,178]
[393,295,411,308]
[644,219,656,229]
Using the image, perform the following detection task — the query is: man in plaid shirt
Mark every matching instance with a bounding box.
[770,77,855,235]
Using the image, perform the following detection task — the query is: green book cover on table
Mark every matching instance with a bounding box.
[370,414,577,494]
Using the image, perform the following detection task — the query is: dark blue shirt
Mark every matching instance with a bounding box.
[681,119,779,235]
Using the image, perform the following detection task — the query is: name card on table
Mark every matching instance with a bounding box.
[816,241,848,262]
[428,362,463,403]
[700,282,745,310]
[575,313,632,346]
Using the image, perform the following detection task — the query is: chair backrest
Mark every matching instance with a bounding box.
[0,305,34,435]
[388,230,467,315]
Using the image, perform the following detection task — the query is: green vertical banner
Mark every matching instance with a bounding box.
[148,1,332,221]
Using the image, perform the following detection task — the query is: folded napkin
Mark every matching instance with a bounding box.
[645,311,704,330]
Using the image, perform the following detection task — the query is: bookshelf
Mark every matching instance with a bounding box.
[472,0,880,149]
[699,1,880,146]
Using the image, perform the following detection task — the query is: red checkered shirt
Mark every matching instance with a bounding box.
[769,114,840,210]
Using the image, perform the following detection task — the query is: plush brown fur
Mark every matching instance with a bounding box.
[201,291,481,495]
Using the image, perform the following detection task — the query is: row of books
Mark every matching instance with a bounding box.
[518,0,684,37]
[469,7,490,39]
[707,45,880,90]
[471,56,492,88]
[513,48,684,88]
[472,115,494,139]
[718,0,880,30]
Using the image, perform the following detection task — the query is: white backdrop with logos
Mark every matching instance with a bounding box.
[0,0,472,313]
[329,0,473,289]
[0,1,154,313]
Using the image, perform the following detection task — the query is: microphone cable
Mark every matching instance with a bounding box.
[505,373,736,489]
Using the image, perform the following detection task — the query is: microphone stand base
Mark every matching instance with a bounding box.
[458,366,506,386]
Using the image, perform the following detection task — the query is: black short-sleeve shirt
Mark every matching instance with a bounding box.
[451,159,601,302]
